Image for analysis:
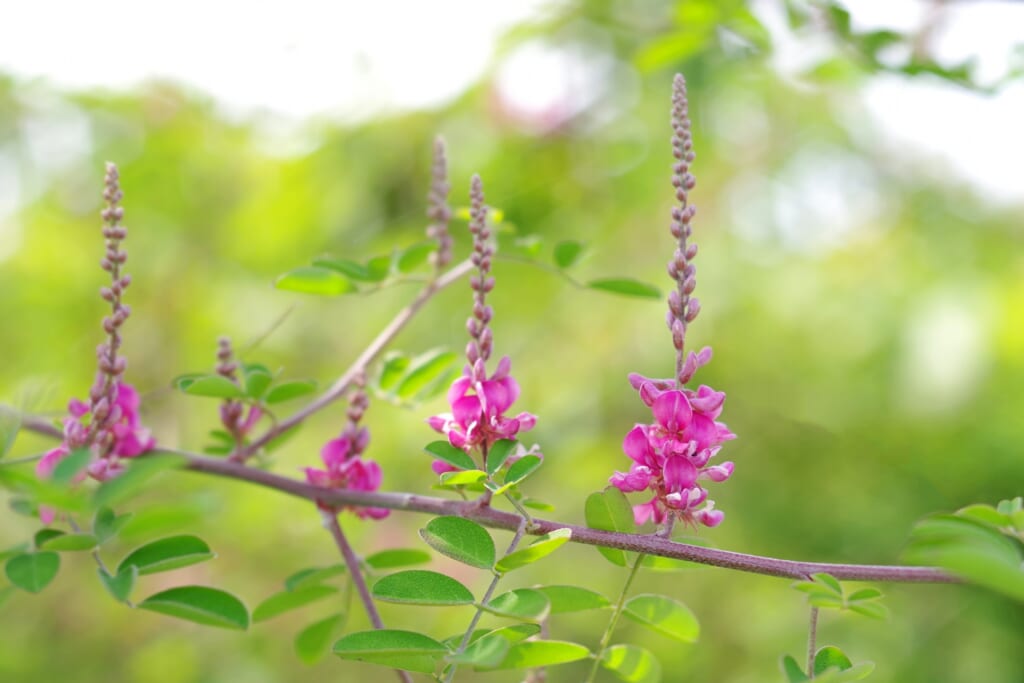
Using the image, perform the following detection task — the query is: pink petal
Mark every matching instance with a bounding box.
[663,455,698,491]
[652,390,692,432]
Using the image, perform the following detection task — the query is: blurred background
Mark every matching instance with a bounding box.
[2,0,1023,681]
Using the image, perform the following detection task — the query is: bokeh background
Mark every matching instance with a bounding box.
[2,1,1023,681]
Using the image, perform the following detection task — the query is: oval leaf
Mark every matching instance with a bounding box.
[372,570,474,606]
[364,549,432,571]
[489,455,542,494]
[536,585,611,614]
[295,613,345,665]
[396,350,458,400]
[553,240,585,269]
[496,528,571,573]
[486,439,518,477]
[182,375,245,399]
[117,535,214,576]
[585,488,637,566]
[40,533,98,552]
[424,441,476,472]
[333,629,448,674]
[139,586,250,630]
[420,516,495,569]
[265,380,317,404]
[587,278,661,299]
[285,564,347,591]
[492,640,591,670]
[623,594,699,643]
[254,584,338,622]
[602,644,662,683]
[275,266,354,295]
[484,588,550,621]
[5,552,60,593]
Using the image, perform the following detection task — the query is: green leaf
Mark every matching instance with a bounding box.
[244,369,273,399]
[295,613,345,665]
[94,454,185,507]
[117,535,215,576]
[98,565,137,603]
[275,266,354,295]
[181,375,245,399]
[484,588,550,621]
[332,629,448,674]
[5,552,60,593]
[424,441,476,472]
[312,258,371,281]
[284,564,347,591]
[376,352,410,392]
[585,488,637,566]
[488,454,542,494]
[364,549,432,571]
[811,573,843,596]
[395,350,458,401]
[814,646,853,676]
[93,506,133,544]
[439,470,487,487]
[601,644,662,683]
[553,240,586,269]
[587,278,661,299]
[139,585,250,630]
[623,594,700,643]
[253,585,338,622]
[50,447,91,484]
[265,380,318,404]
[847,601,889,620]
[781,655,810,682]
[0,406,20,458]
[397,242,436,273]
[365,255,393,282]
[39,533,98,552]
[419,516,495,569]
[486,439,517,476]
[495,528,571,573]
[536,585,611,614]
[34,529,64,548]
[372,570,474,606]
[491,640,591,670]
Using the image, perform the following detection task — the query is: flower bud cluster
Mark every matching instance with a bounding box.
[36,164,154,506]
[666,74,703,385]
[464,175,495,374]
[216,337,262,453]
[426,137,453,269]
[305,375,388,520]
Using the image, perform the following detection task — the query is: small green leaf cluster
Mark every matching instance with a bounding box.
[375,349,458,407]
[904,497,1024,603]
[791,573,888,620]
[275,241,440,296]
[781,646,874,683]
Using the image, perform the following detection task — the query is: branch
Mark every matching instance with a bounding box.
[235,259,474,460]
[164,448,954,584]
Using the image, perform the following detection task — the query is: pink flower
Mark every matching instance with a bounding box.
[428,356,536,465]
[305,425,388,520]
[611,360,735,529]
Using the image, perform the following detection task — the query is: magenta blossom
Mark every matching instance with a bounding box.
[305,425,388,520]
[427,356,536,467]
[611,352,735,529]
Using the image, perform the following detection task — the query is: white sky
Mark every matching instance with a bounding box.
[1,0,1022,202]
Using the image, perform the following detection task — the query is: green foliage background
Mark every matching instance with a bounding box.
[2,1,1023,681]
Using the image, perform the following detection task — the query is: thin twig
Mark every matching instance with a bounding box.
[322,511,413,683]
[236,259,473,461]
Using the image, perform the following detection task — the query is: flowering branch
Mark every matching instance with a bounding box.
[100,444,953,584]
